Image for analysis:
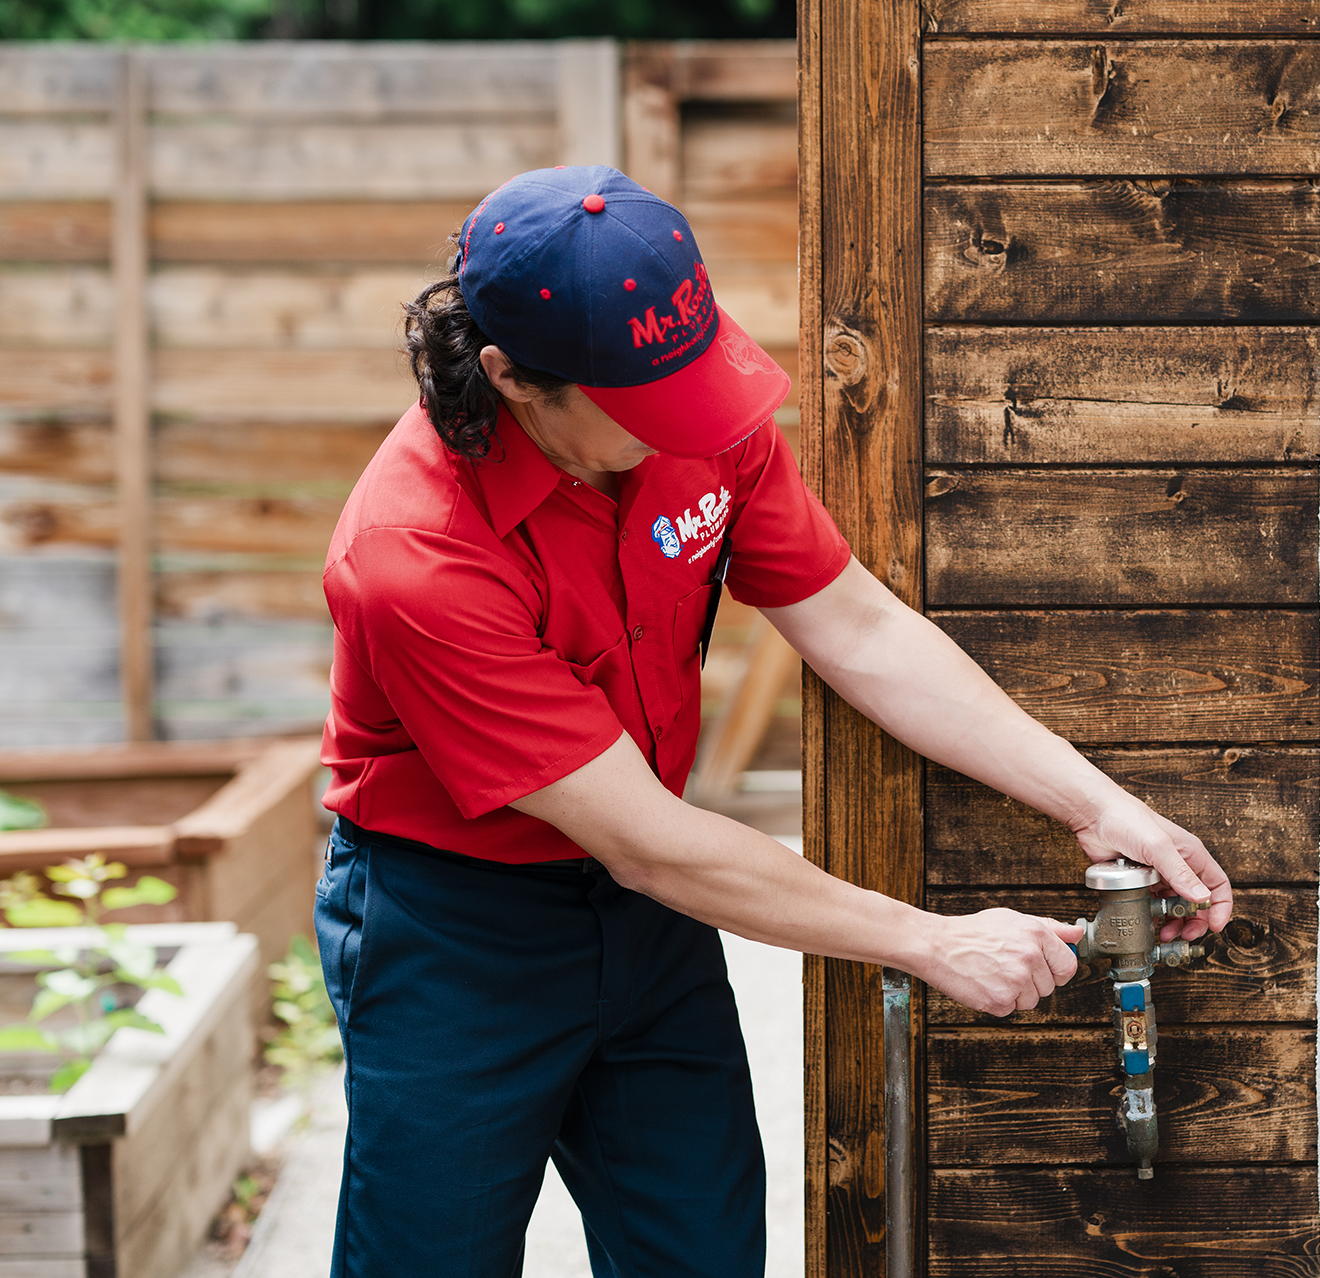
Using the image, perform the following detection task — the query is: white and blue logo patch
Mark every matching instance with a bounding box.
[651,515,681,559]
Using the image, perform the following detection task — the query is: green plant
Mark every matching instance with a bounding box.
[0,855,182,1093]
[265,933,342,1084]
[0,791,47,833]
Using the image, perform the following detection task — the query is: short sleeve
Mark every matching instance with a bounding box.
[723,423,851,608]
[325,526,624,820]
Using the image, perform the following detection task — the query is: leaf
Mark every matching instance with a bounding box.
[127,971,183,996]
[5,899,82,928]
[102,876,176,911]
[31,989,74,1022]
[290,933,318,966]
[41,969,99,1000]
[0,1025,59,1052]
[52,880,99,900]
[100,1008,165,1035]
[0,791,47,832]
[60,1020,115,1056]
[6,949,64,967]
[105,942,155,981]
[48,1058,90,1094]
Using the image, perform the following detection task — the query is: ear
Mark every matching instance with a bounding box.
[479,346,535,403]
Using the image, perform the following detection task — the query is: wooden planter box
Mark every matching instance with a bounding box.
[0,738,324,1020]
[0,922,258,1278]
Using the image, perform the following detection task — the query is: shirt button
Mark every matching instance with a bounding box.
[632,625,644,641]
[654,725,664,738]
[620,530,628,542]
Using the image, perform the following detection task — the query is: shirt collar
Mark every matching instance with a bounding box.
[470,404,562,539]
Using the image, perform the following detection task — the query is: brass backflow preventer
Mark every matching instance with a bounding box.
[1072,859,1208,1179]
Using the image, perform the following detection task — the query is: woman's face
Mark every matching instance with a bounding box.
[480,346,658,479]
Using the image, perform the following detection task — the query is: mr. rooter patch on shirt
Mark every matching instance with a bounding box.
[320,401,850,864]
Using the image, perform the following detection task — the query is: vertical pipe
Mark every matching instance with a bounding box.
[112,49,153,742]
[883,969,913,1278]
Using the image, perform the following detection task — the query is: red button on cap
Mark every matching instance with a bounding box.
[623,278,636,291]
[540,288,552,300]
[583,194,606,214]
[494,222,505,234]
[672,229,683,241]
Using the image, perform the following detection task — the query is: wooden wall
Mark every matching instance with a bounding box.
[0,39,799,749]
[802,2,1319,1275]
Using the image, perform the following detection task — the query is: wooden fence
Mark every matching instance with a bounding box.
[0,39,799,750]
[801,3,1318,1275]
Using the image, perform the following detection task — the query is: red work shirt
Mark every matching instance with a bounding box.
[321,401,850,863]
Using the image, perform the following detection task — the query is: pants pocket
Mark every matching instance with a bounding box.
[315,822,366,1036]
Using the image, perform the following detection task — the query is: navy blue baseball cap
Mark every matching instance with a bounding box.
[455,165,790,458]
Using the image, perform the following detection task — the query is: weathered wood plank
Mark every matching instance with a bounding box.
[925,182,1320,325]
[0,489,345,556]
[925,888,1317,1025]
[0,261,795,351]
[925,42,1320,177]
[922,1,1320,35]
[682,109,799,201]
[0,345,793,420]
[628,40,796,103]
[0,121,556,200]
[931,611,1319,744]
[928,1027,1316,1165]
[926,747,1320,886]
[928,1167,1320,1278]
[0,43,558,116]
[0,202,109,263]
[925,327,1320,465]
[926,469,1319,606]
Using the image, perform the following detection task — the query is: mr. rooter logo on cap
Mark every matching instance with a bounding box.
[625,257,717,371]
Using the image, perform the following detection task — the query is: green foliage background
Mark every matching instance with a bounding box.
[1,0,793,41]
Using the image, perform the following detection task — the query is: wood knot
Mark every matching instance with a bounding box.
[5,503,60,546]
[1091,46,1115,100]
[1268,94,1288,125]
[925,473,960,500]
[963,228,1010,273]
[824,326,868,388]
[1165,474,1185,503]
[1222,747,1242,765]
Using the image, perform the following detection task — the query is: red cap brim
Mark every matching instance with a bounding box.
[577,307,790,458]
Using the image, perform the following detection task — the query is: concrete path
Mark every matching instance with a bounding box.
[178,837,806,1278]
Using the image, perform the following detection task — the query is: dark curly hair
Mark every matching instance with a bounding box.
[403,265,572,462]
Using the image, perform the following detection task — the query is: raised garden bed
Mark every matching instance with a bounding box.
[0,922,258,1278]
[0,738,324,1022]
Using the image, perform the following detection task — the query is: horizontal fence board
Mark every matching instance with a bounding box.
[0,421,390,486]
[925,326,1320,464]
[629,41,796,102]
[925,888,1316,1025]
[0,348,414,418]
[928,1167,1320,1278]
[0,344,798,418]
[928,1026,1316,1165]
[926,747,1320,887]
[925,182,1320,325]
[922,1,1320,35]
[681,113,798,201]
[925,42,1320,177]
[1,490,345,557]
[926,468,1319,606]
[0,261,796,350]
[158,570,331,623]
[0,43,559,116]
[0,200,108,263]
[0,199,798,266]
[0,120,555,200]
[932,611,1320,743]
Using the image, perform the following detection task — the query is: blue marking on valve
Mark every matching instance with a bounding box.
[1068,943,1077,956]
[1124,1048,1150,1075]
[1118,984,1146,1012]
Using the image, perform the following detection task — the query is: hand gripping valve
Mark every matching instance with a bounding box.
[1071,859,1208,1179]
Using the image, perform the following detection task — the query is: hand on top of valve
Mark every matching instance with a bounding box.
[1067,792,1233,942]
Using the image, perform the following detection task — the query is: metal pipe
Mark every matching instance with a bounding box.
[883,969,913,1278]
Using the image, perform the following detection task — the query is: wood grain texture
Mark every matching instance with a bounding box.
[925,182,1320,325]
[921,0,1320,35]
[933,611,1319,743]
[925,468,1319,606]
[682,108,798,201]
[925,326,1320,464]
[925,42,1320,177]
[927,1167,1320,1278]
[928,1026,1316,1165]
[926,747,1320,886]
[0,200,110,262]
[925,888,1317,1025]
[627,40,796,103]
[809,1,926,1274]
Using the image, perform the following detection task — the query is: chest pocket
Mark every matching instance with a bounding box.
[672,583,717,706]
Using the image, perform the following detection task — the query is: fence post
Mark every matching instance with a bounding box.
[556,39,622,169]
[112,48,153,742]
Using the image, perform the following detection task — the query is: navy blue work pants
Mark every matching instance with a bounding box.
[314,817,766,1277]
